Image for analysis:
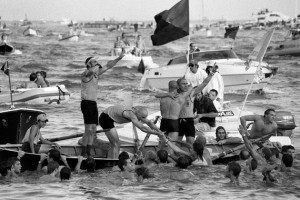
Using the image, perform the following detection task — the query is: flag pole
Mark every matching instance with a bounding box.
[8,67,14,109]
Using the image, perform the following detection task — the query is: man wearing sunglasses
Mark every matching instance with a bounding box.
[21,114,60,153]
[184,60,207,88]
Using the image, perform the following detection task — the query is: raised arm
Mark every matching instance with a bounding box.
[192,72,214,96]
[98,53,125,75]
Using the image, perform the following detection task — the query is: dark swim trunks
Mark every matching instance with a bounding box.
[99,112,115,129]
[81,100,98,125]
[178,118,195,137]
[160,118,179,134]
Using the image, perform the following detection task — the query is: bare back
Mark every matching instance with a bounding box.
[160,94,187,119]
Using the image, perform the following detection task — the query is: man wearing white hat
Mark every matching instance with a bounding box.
[21,114,60,153]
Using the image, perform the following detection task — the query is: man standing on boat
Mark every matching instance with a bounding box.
[99,105,163,159]
[80,54,124,157]
[184,61,207,87]
[240,108,277,139]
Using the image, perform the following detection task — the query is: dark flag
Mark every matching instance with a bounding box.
[151,0,189,46]
[137,58,145,74]
[1,61,9,76]
[224,26,239,40]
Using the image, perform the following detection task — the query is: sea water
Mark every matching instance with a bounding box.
[0,22,300,199]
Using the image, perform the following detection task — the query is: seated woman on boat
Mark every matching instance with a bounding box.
[40,71,50,87]
[213,126,242,145]
[21,114,60,153]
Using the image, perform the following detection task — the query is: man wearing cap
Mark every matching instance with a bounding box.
[21,114,60,153]
[184,60,207,87]
[189,43,200,54]
[80,53,124,157]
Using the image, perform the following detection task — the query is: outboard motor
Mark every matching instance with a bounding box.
[275,111,296,137]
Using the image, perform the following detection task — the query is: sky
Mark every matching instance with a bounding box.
[0,0,298,22]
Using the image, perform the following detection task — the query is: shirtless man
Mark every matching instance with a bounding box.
[156,73,214,145]
[240,108,277,139]
[99,105,163,159]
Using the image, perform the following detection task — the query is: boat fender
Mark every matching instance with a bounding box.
[275,111,296,130]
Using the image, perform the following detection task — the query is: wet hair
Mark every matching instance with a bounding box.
[282,154,293,167]
[85,57,93,65]
[144,150,158,164]
[47,161,59,174]
[215,126,227,141]
[135,166,153,179]
[227,161,241,178]
[264,109,275,117]
[157,150,168,163]
[261,147,272,160]
[48,149,61,163]
[239,150,250,160]
[29,73,37,81]
[193,141,204,161]
[119,151,130,160]
[282,145,295,153]
[176,155,191,169]
[86,157,96,172]
[262,170,276,182]
[60,167,71,181]
[250,159,258,171]
[210,89,218,96]
[7,157,20,167]
[0,161,11,176]
[118,159,128,171]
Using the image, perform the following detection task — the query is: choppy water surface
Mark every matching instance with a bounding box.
[0,22,300,199]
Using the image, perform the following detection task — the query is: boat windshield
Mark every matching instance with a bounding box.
[167,50,239,65]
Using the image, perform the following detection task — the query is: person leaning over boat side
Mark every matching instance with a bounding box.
[99,105,163,159]
[80,53,125,157]
[213,126,242,145]
[240,108,277,139]
[184,61,207,88]
[35,71,47,88]
[202,61,224,107]
[21,114,60,153]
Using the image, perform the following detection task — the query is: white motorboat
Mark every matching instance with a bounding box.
[23,27,38,37]
[140,49,278,91]
[266,28,300,57]
[58,34,79,42]
[0,85,70,105]
[97,53,155,69]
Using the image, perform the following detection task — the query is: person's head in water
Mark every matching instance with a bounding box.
[215,126,227,141]
[263,109,276,123]
[119,151,130,160]
[282,145,295,158]
[225,161,241,179]
[282,154,293,168]
[239,150,250,160]
[60,166,71,181]
[157,150,168,163]
[176,155,192,169]
[86,157,96,172]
